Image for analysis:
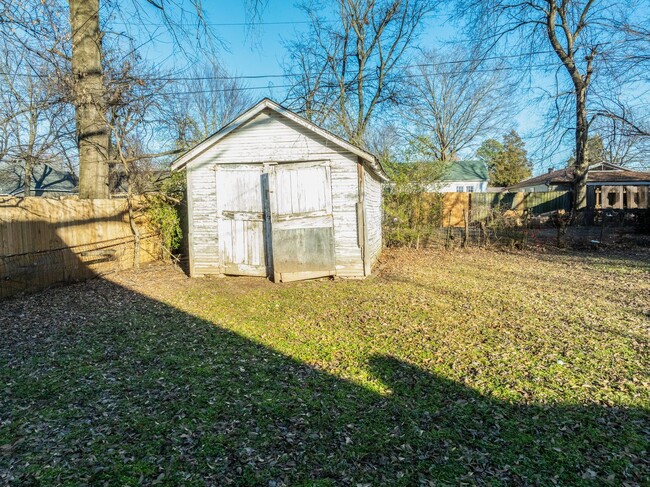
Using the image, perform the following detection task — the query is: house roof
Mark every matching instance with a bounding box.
[440,160,488,182]
[508,163,650,190]
[171,98,389,181]
[0,163,77,196]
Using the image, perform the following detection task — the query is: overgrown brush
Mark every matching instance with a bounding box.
[383,160,446,248]
[145,171,185,256]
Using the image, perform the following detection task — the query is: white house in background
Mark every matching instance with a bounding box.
[171,98,389,282]
[436,160,489,192]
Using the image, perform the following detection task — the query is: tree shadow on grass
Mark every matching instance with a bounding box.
[0,279,648,486]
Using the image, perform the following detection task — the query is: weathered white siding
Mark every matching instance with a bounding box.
[436,181,489,193]
[186,162,219,276]
[186,108,368,277]
[363,168,383,270]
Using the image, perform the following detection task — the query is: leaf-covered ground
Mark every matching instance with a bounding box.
[1,248,649,485]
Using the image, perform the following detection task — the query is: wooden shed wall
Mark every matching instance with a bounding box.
[363,168,383,270]
[186,108,367,277]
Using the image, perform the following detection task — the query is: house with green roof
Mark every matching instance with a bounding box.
[437,160,489,193]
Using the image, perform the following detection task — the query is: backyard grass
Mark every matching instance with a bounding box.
[1,248,649,485]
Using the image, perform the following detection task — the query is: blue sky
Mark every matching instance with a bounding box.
[120,0,647,174]
[203,1,548,166]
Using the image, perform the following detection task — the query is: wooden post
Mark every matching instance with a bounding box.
[639,186,648,209]
[625,186,637,209]
[616,186,624,209]
[463,208,469,248]
[127,185,140,269]
[446,211,452,249]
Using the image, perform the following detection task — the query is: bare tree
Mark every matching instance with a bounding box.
[285,0,437,146]
[589,123,650,169]
[162,62,255,149]
[403,47,515,162]
[457,0,646,209]
[0,44,73,196]
[2,0,267,198]
[282,30,339,125]
[68,0,226,198]
[365,121,401,165]
[591,92,650,141]
[621,23,650,69]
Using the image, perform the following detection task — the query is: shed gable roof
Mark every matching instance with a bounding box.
[171,98,388,181]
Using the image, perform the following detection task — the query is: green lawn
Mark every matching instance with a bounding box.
[1,248,649,485]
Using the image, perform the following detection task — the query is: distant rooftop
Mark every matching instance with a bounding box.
[440,160,489,182]
[0,163,77,196]
[508,162,650,190]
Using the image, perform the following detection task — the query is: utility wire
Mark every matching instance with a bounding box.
[0,62,611,105]
[149,63,555,97]
[109,20,332,27]
[0,48,567,80]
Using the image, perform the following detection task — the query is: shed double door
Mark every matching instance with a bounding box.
[215,162,336,282]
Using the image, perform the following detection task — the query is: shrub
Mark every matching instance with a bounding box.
[383,161,445,248]
[145,171,185,255]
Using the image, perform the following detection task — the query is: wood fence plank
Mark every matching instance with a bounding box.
[437,190,573,227]
[0,197,160,299]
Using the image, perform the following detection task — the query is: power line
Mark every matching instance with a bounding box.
[0,61,623,103]
[0,48,565,81]
[116,63,554,99]
[141,49,562,82]
[101,63,552,98]
[110,20,322,27]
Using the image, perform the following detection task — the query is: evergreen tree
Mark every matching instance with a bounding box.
[566,135,607,167]
[477,131,532,187]
[476,138,503,176]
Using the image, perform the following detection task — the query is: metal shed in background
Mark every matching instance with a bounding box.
[172,98,388,282]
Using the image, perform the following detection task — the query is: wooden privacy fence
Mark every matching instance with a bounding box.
[0,197,161,299]
[442,191,572,227]
[441,193,470,227]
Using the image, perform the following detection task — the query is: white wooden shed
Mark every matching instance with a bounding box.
[171,98,388,282]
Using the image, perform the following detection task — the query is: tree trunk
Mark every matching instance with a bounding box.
[69,0,109,199]
[573,85,589,209]
[23,156,33,197]
[127,182,141,269]
[24,108,37,197]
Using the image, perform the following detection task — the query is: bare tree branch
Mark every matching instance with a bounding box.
[284,0,437,146]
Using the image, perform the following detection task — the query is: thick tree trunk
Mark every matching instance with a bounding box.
[69,0,109,199]
[573,86,589,210]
